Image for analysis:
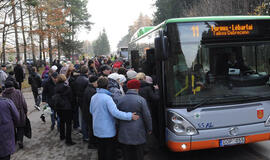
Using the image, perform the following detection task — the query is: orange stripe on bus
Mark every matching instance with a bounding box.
[167,133,270,152]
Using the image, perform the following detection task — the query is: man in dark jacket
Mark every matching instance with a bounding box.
[28,67,42,110]
[14,62,24,90]
[2,81,27,149]
[0,94,19,160]
[116,79,152,160]
[74,65,89,140]
[82,75,98,148]
[42,72,59,130]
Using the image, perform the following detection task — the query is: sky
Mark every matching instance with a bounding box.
[78,0,156,52]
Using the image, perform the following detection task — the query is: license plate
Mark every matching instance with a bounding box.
[220,137,245,147]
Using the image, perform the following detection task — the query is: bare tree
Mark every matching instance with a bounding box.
[11,0,21,62]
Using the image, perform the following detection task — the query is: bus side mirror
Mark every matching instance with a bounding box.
[155,31,168,61]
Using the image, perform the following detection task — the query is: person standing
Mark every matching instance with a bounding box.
[0,64,8,90]
[2,81,28,149]
[116,79,152,160]
[99,65,112,77]
[42,72,59,130]
[74,65,89,141]
[0,93,20,160]
[28,67,42,110]
[13,62,24,90]
[90,77,139,160]
[54,74,76,146]
[82,75,98,149]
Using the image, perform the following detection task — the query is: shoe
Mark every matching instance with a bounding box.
[66,141,76,146]
[51,125,55,131]
[60,137,65,141]
[40,114,46,123]
[88,144,97,149]
[18,142,24,149]
[34,105,41,111]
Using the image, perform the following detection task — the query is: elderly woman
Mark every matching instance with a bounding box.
[0,91,19,160]
[54,74,75,146]
[2,81,28,149]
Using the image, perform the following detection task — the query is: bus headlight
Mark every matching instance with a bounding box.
[265,116,270,127]
[167,111,198,136]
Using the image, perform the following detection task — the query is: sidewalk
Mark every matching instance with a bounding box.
[11,88,98,160]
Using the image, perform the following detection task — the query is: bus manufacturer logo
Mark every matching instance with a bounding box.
[257,109,264,119]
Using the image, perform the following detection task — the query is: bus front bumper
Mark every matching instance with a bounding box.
[166,123,270,152]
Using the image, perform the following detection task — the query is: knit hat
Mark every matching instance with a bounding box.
[126,70,137,80]
[118,74,126,83]
[108,73,119,81]
[89,75,98,83]
[51,65,58,72]
[100,64,112,72]
[5,81,14,88]
[127,79,141,89]
[145,76,153,84]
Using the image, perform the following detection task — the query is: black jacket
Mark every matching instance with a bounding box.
[54,82,74,111]
[138,81,159,104]
[42,77,56,108]
[14,64,24,83]
[74,74,89,105]
[82,83,96,124]
[28,72,42,91]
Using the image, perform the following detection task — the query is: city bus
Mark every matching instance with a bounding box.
[128,16,270,152]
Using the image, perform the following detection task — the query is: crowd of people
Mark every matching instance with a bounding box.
[0,55,160,160]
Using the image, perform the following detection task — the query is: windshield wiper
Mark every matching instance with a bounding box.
[187,95,270,112]
[187,97,215,112]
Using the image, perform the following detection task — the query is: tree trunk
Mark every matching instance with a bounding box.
[28,5,36,66]
[48,25,53,66]
[19,0,27,64]
[11,0,20,62]
[1,14,7,64]
[57,36,61,61]
[36,7,43,64]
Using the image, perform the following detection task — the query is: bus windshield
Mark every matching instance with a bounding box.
[165,21,270,106]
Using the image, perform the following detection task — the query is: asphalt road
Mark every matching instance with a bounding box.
[10,89,270,160]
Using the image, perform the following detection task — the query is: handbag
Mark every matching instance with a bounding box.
[24,117,32,139]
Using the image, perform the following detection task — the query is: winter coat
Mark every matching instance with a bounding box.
[116,90,152,145]
[42,77,56,109]
[88,67,98,76]
[74,74,89,106]
[6,75,19,89]
[139,81,159,104]
[108,78,122,100]
[0,70,7,88]
[90,88,132,138]
[59,66,68,75]
[2,88,27,127]
[53,82,74,111]
[0,97,20,158]
[14,64,24,83]
[28,72,42,92]
[82,83,96,124]
[41,66,50,79]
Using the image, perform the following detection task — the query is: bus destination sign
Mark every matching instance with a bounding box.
[211,24,254,36]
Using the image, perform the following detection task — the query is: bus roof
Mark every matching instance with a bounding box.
[165,16,270,24]
[130,16,270,43]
